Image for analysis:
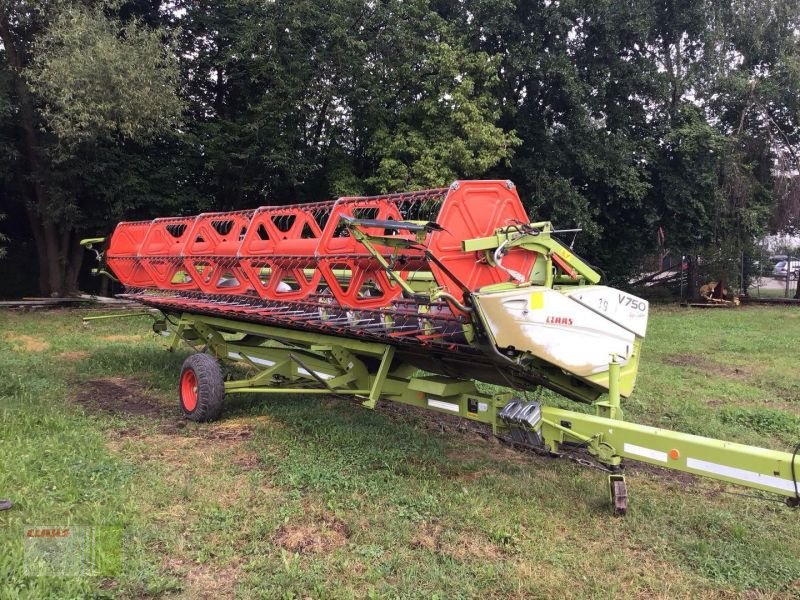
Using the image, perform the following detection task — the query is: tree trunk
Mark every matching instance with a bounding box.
[0,5,82,296]
[795,261,800,300]
[99,271,110,297]
[25,204,50,294]
[685,255,699,301]
[740,252,750,298]
[38,222,82,296]
[63,231,84,294]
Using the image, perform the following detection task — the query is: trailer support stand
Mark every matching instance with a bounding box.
[594,355,622,420]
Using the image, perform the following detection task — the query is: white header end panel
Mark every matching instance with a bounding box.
[565,287,649,338]
[476,287,637,379]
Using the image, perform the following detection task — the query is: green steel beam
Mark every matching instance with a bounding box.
[226,387,373,395]
[540,407,800,499]
[593,355,623,420]
[364,345,395,408]
[83,312,158,323]
[179,313,391,357]
[345,226,424,297]
[462,224,601,284]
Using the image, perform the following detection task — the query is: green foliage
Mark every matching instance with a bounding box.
[455,0,799,283]
[2,0,800,292]
[27,5,184,145]
[653,106,729,252]
[162,0,518,205]
[367,44,519,192]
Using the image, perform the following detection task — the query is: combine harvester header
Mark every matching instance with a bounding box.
[85,180,799,514]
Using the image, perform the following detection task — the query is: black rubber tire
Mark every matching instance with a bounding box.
[179,353,225,422]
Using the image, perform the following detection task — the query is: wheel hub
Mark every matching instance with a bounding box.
[181,369,198,411]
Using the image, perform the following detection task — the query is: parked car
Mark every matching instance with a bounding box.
[773,260,800,280]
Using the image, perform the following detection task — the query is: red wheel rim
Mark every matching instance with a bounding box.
[181,369,198,412]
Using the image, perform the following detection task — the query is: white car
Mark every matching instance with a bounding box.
[773,260,800,280]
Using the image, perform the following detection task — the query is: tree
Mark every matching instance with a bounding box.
[698,0,800,295]
[0,214,6,259]
[0,1,183,295]
[4,0,800,297]
[458,0,798,290]
[166,0,517,205]
[458,0,665,282]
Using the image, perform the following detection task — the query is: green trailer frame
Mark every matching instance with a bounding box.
[109,310,800,515]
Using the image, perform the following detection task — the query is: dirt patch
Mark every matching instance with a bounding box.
[103,408,267,445]
[111,434,208,467]
[155,420,189,435]
[274,515,349,554]
[5,333,50,352]
[661,354,751,380]
[660,354,697,368]
[163,558,241,599]
[72,377,170,418]
[100,334,143,342]
[58,350,90,361]
[231,448,262,470]
[160,415,271,439]
[106,426,155,441]
[184,564,240,599]
[379,400,494,441]
[627,461,705,492]
[442,532,502,560]
[410,523,502,560]
[411,522,443,552]
[451,469,489,482]
[203,420,256,442]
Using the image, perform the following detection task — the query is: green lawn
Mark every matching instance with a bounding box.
[1,306,800,598]
[750,286,798,299]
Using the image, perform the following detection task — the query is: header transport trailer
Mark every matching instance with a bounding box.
[83,180,800,514]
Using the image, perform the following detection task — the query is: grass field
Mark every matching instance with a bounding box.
[750,287,798,299]
[1,306,800,598]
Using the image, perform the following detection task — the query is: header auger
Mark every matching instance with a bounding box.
[85,180,800,514]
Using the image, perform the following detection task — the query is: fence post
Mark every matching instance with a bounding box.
[794,256,800,299]
[786,255,792,299]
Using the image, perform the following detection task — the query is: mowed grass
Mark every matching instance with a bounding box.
[1,306,799,598]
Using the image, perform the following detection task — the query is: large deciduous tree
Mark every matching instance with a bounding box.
[458,0,799,290]
[167,0,517,205]
[0,0,183,295]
